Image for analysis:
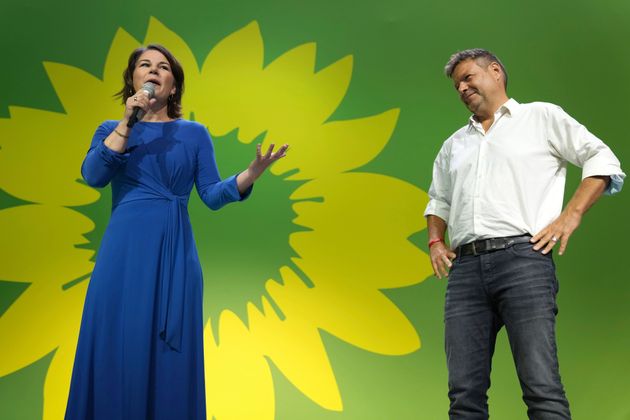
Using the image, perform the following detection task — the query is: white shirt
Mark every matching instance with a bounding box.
[424,99,625,249]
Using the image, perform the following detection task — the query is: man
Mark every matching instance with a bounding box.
[424,48,625,419]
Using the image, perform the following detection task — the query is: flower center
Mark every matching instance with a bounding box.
[188,131,300,329]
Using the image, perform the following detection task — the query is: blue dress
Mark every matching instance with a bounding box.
[66,119,249,420]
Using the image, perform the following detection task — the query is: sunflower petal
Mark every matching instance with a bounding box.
[0,205,94,284]
[261,43,352,127]
[0,108,101,206]
[270,109,400,179]
[204,311,275,420]
[103,28,142,83]
[144,17,202,104]
[42,338,81,420]
[0,280,87,377]
[248,270,342,410]
[194,21,266,140]
[290,173,432,289]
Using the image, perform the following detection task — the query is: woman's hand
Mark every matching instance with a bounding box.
[249,143,289,179]
[236,143,289,193]
[123,89,156,123]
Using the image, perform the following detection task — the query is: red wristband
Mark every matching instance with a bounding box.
[428,238,443,248]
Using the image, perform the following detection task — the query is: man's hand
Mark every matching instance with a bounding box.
[531,175,609,256]
[531,209,582,255]
[430,241,457,279]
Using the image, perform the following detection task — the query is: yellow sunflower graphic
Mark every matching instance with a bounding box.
[0,17,432,420]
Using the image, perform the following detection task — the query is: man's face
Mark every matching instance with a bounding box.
[451,58,503,114]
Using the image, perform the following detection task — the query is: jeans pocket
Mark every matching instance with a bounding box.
[509,241,553,261]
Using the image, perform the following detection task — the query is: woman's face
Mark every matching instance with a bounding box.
[132,49,176,101]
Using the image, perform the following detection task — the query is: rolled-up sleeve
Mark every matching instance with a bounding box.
[547,105,625,195]
[424,144,452,221]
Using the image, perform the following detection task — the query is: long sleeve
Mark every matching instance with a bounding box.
[81,121,129,188]
[194,127,252,210]
[546,105,625,195]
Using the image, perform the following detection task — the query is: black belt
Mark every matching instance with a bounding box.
[457,235,532,257]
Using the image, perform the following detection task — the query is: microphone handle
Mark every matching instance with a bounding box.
[126,107,145,128]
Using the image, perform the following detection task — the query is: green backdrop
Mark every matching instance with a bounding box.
[1,0,629,419]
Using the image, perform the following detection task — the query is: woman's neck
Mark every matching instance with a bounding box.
[142,104,173,122]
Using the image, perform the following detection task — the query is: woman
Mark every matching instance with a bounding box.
[65,44,287,419]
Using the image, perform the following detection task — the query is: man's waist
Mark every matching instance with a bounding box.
[449,224,539,250]
[456,234,532,257]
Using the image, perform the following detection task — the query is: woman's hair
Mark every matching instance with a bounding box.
[115,44,185,119]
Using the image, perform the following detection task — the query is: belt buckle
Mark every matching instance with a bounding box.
[471,241,477,256]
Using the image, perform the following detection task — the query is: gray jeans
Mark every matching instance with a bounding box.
[445,241,571,419]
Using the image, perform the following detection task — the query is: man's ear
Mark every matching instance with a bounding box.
[489,62,503,83]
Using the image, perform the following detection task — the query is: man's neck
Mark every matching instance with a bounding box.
[474,96,510,131]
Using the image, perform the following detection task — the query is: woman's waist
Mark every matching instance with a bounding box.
[112,186,191,208]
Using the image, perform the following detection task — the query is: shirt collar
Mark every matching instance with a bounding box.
[501,98,520,116]
[467,98,519,131]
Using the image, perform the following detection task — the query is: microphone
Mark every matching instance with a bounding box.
[126,82,156,128]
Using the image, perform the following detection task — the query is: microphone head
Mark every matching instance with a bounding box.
[141,82,156,98]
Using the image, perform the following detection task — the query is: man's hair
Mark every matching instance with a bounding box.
[444,48,508,89]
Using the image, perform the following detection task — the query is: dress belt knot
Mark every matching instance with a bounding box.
[157,190,189,352]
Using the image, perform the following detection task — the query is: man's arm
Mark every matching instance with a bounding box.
[531,175,610,255]
[427,215,457,279]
